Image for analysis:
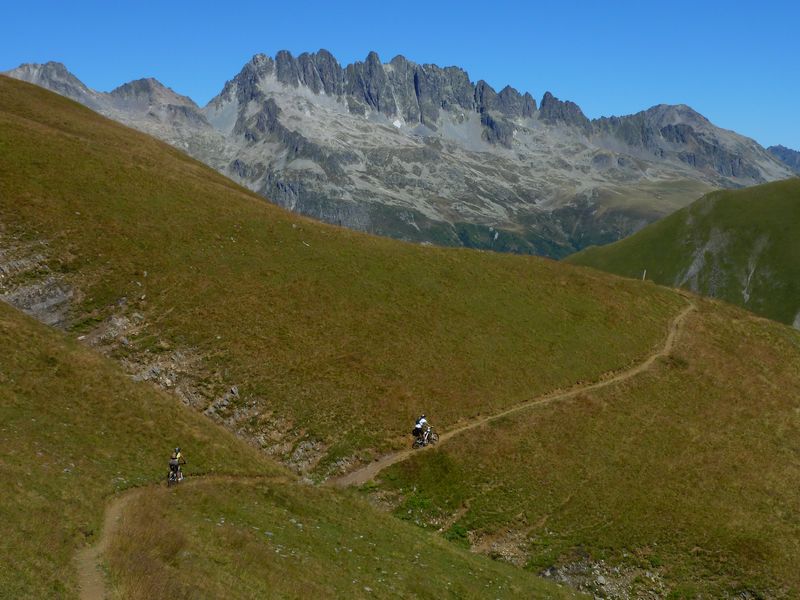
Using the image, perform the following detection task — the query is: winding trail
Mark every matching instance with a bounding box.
[75,475,287,600]
[330,300,695,488]
[76,301,695,599]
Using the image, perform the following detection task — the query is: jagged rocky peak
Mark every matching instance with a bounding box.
[109,77,198,108]
[6,61,99,107]
[539,91,591,131]
[387,56,475,125]
[642,103,710,129]
[12,60,72,80]
[230,49,349,99]
[474,81,537,120]
[473,80,497,110]
[591,104,712,149]
[209,53,273,109]
[344,50,396,116]
[214,49,543,127]
[295,52,324,94]
[498,86,537,118]
[309,49,344,95]
[240,53,275,81]
[768,145,800,173]
[275,50,301,86]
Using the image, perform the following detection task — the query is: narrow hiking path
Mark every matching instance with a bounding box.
[74,474,288,600]
[76,301,695,599]
[74,487,140,600]
[330,300,696,488]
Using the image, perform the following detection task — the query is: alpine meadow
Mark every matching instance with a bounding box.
[2,20,800,599]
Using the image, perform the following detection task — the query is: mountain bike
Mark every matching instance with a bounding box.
[412,426,439,448]
[167,466,183,487]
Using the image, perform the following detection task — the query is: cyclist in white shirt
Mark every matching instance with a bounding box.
[412,414,429,444]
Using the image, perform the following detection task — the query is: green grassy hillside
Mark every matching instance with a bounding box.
[0,300,576,599]
[6,74,799,599]
[0,75,685,476]
[567,179,800,328]
[374,301,800,597]
[0,300,280,597]
[108,478,577,599]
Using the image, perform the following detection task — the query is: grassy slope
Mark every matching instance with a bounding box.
[0,301,575,599]
[0,300,281,598]
[108,479,577,599]
[3,73,799,599]
[0,75,685,473]
[377,301,800,597]
[567,179,800,327]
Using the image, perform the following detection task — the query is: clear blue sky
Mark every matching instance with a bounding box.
[3,0,798,148]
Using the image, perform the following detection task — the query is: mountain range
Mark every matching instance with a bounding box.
[5,53,795,256]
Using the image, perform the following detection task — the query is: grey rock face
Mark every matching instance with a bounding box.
[346,51,396,116]
[0,237,73,328]
[275,50,301,87]
[593,104,776,182]
[312,50,346,96]
[497,87,537,119]
[7,61,102,109]
[539,91,591,132]
[386,58,475,126]
[6,51,794,258]
[768,145,800,173]
[474,80,498,112]
[109,78,195,106]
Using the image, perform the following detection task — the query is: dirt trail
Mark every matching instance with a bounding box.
[76,302,695,598]
[74,474,285,600]
[330,301,695,488]
[74,487,142,600]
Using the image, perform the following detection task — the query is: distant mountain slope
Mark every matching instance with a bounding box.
[769,144,800,173]
[568,178,800,327]
[6,54,793,256]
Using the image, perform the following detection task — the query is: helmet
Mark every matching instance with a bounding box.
[420,414,425,419]
[175,447,181,453]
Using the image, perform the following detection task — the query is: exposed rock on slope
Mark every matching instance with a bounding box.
[7,54,794,256]
[0,228,72,327]
[768,144,800,173]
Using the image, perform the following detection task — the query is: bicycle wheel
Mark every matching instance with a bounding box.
[428,432,440,445]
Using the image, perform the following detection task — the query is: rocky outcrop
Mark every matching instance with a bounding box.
[6,61,101,109]
[496,86,537,119]
[539,91,591,132]
[0,236,73,328]
[109,77,197,107]
[768,145,800,173]
[592,104,777,183]
[345,51,397,116]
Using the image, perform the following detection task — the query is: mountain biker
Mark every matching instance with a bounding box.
[412,414,429,445]
[169,447,186,481]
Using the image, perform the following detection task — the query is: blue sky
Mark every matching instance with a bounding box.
[3,0,799,148]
